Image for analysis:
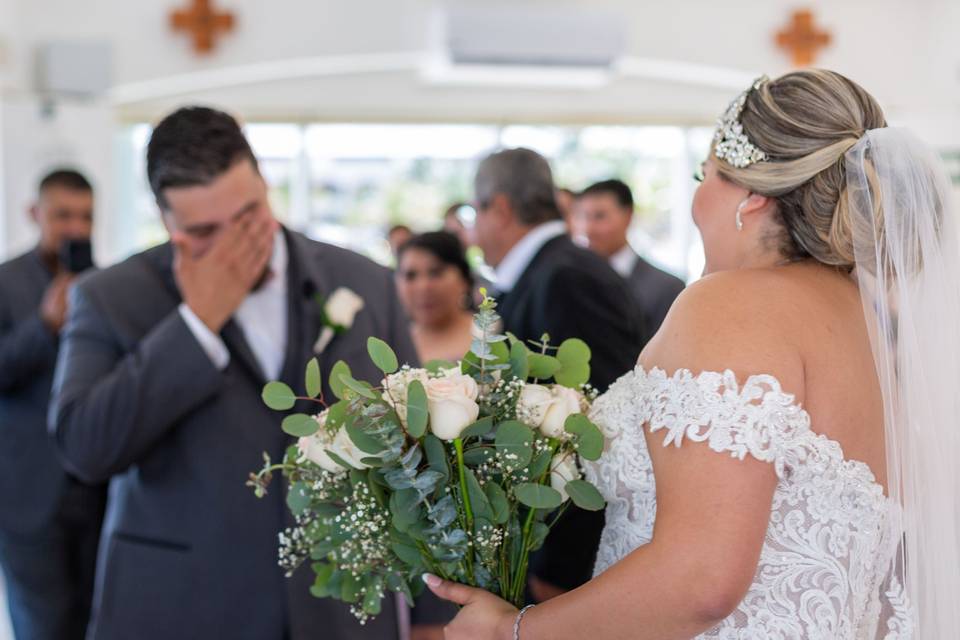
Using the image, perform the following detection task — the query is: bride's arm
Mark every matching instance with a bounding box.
[428,271,805,639]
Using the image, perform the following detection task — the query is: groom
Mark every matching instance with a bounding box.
[48,107,416,640]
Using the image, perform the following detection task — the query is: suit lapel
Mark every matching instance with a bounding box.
[283,229,330,374]
[499,235,568,323]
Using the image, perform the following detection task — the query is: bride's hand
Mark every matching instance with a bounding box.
[423,573,519,640]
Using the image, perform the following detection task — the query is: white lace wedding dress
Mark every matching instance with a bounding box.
[584,366,913,639]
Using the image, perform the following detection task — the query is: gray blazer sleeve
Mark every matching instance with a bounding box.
[0,310,58,393]
[48,283,225,484]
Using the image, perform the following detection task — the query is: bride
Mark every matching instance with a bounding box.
[424,69,960,638]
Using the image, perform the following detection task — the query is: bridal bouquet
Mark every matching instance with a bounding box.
[248,294,606,623]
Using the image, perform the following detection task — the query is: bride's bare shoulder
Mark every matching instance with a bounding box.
[640,269,807,398]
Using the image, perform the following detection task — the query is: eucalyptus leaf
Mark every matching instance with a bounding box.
[363,576,384,615]
[412,470,444,495]
[556,338,591,366]
[464,468,492,521]
[305,358,322,398]
[514,482,563,510]
[564,479,606,511]
[281,413,319,437]
[341,572,361,603]
[483,482,510,524]
[405,380,428,439]
[389,488,422,531]
[463,446,496,467]
[338,374,378,400]
[460,416,493,439]
[527,450,552,481]
[325,449,353,471]
[367,337,399,374]
[528,354,561,380]
[325,400,349,430]
[262,381,297,410]
[510,341,530,380]
[494,421,534,469]
[554,362,591,388]
[528,521,550,551]
[423,434,450,482]
[329,361,352,400]
[346,421,385,455]
[309,562,335,598]
[286,481,311,516]
[564,414,604,461]
[390,540,423,567]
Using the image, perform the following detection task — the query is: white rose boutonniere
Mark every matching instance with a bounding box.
[314,287,365,354]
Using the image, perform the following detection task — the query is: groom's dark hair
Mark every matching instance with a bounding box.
[146,106,259,211]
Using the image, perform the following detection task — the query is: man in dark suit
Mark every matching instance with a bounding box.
[576,179,685,336]
[48,108,416,640]
[0,169,106,640]
[473,148,644,600]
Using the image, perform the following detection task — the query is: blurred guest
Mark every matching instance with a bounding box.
[577,179,685,336]
[396,231,475,363]
[0,169,106,640]
[442,202,474,248]
[472,149,642,602]
[388,224,414,257]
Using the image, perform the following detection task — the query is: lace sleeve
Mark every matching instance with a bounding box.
[636,368,816,479]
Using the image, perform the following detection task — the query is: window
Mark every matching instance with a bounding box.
[117,122,713,280]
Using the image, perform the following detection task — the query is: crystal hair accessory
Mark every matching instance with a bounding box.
[713,75,770,169]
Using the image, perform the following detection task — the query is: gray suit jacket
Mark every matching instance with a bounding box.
[625,252,685,339]
[0,249,66,534]
[49,229,417,640]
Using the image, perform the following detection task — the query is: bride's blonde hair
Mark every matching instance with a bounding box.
[716,69,887,271]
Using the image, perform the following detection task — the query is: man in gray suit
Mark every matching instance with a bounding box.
[49,108,416,640]
[576,179,685,337]
[0,169,106,640]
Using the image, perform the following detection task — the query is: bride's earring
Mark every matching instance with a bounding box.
[735,200,746,231]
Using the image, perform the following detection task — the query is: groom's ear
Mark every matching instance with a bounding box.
[489,193,515,225]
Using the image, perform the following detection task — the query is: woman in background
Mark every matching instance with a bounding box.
[396,231,475,364]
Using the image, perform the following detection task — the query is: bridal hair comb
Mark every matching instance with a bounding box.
[713,75,770,169]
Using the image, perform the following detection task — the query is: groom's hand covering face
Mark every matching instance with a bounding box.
[161,158,278,333]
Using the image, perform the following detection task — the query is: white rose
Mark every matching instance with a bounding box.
[329,426,373,469]
[325,288,365,328]
[539,386,582,439]
[424,373,480,441]
[297,411,346,473]
[382,368,430,426]
[550,454,581,502]
[517,384,554,427]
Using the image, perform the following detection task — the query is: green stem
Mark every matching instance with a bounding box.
[454,438,476,583]
[511,506,538,605]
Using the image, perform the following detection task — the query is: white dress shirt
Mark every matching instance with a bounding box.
[609,243,639,278]
[492,220,568,293]
[179,230,289,380]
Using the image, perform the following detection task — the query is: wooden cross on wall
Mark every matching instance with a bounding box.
[776,10,831,67]
[170,0,235,55]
